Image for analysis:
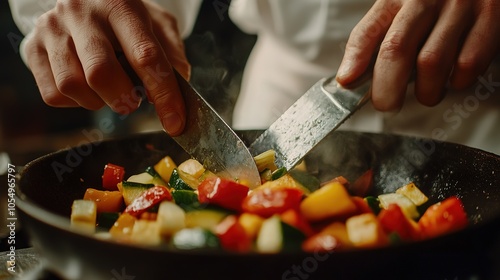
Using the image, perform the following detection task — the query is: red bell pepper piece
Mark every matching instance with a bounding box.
[280,208,315,237]
[124,186,172,217]
[102,163,125,191]
[350,169,374,197]
[302,232,343,253]
[214,215,251,252]
[418,196,468,239]
[378,203,420,241]
[197,177,249,212]
[242,187,303,218]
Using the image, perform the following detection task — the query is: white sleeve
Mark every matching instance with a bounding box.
[149,0,203,38]
[8,0,55,36]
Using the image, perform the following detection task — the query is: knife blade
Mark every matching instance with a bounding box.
[171,70,261,188]
[248,73,372,170]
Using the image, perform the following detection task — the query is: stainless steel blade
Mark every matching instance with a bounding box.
[171,70,261,188]
[248,74,372,170]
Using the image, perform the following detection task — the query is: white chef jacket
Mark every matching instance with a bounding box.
[8,0,500,155]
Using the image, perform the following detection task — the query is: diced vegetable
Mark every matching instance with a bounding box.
[145,166,167,186]
[288,169,321,193]
[242,187,303,218]
[130,220,161,246]
[177,159,206,179]
[171,190,199,208]
[70,199,97,233]
[378,204,420,241]
[364,196,381,214]
[271,167,287,180]
[154,155,177,182]
[418,196,468,238]
[214,215,252,252]
[96,212,120,230]
[256,215,306,253]
[157,201,186,237]
[168,169,195,191]
[124,186,172,217]
[396,182,429,206]
[300,182,357,222]
[280,208,314,237]
[127,172,155,185]
[197,177,249,212]
[254,173,310,195]
[83,188,123,213]
[185,208,229,230]
[253,149,278,172]
[102,163,125,191]
[172,228,220,250]
[346,213,388,248]
[302,222,351,253]
[378,193,420,219]
[109,213,136,240]
[121,181,155,206]
[238,213,264,240]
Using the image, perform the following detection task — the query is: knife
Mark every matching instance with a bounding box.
[171,70,261,188]
[248,71,373,170]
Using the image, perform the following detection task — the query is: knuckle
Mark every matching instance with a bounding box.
[55,71,84,95]
[40,89,67,107]
[378,30,407,60]
[84,55,113,89]
[417,50,442,71]
[131,41,161,69]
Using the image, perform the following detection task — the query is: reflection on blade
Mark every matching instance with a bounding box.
[249,76,372,171]
[171,71,261,189]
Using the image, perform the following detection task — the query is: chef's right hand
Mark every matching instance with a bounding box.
[23,0,189,136]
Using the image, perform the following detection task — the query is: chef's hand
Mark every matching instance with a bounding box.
[336,0,500,111]
[23,0,189,136]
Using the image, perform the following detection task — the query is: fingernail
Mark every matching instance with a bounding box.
[161,112,183,136]
[337,59,353,79]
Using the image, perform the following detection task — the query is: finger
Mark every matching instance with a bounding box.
[372,0,440,111]
[23,21,80,108]
[337,0,401,85]
[65,20,141,115]
[45,35,106,110]
[450,1,500,89]
[109,1,186,135]
[415,0,473,106]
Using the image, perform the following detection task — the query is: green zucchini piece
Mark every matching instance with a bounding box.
[288,169,321,193]
[121,181,155,205]
[364,196,381,215]
[185,208,229,230]
[96,212,120,230]
[256,215,306,253]
[168,169,194,191]
[172,190,199,206]
[271,167,288,180]
[172,227,220,250]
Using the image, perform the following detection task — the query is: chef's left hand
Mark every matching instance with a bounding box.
[336,0,500,112]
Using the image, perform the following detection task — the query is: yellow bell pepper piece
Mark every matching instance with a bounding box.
[300,181,357,222]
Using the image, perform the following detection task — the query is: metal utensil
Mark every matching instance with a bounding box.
[171,70,261,188]
[248,72,372,170]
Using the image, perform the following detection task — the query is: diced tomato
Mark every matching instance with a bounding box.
[351,196,374,215]
[280,209,315,237]
[83,188,123,213]
[197,177,249,212]
[378,203,420,241]
[102,163,125,190]
[418,196,468,239]
[215,215,251,252]
[124,186,172,217]
[242,188,303,218]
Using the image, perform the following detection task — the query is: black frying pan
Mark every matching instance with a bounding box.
[16,131,500,280]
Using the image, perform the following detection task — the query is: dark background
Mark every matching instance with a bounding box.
[0,0,256,166]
